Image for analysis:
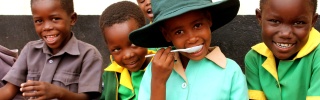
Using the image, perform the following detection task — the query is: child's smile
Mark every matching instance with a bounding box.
[256,0,317,60]
[31,0,76,54]
[104,18,148,72]
[161,10,212,61]
[44,34,60,44]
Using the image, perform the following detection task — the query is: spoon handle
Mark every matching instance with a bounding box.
[145,54,156,58]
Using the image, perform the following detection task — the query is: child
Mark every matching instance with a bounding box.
[245,0,320,99]
[0,0,103,99]
[0,45,22,99]
[98,1,155,100]
[136,0,153,22]
[129,0,248,99]
[0,45,17,87]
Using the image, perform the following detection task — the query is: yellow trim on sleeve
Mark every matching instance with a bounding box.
[307,96,320,100]
[248,90,266,100]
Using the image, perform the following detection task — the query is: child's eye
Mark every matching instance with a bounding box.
[293,21,305,25]
[175,30,184,35]
[269,19,280,24]
[194,23,202,29]
[112,48,121,53]
[52,18,60,21]
[131,44,137,47]
[139,0,145,3]
[34,20,43,24]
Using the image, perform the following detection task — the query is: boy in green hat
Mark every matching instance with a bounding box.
[129,0,248,99]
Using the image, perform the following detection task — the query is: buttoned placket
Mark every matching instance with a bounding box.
[39,55,61,83]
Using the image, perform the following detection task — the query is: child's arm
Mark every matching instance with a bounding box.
[0,82,19,99]
[228,59,248,100]
[138,47,174,100]
[245,50,267,100]
[306,52,320,100]
[20,80,89,100]
[150,47,174,100]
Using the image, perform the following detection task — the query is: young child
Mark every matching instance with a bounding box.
[136,0,153,22]
[0,45,17,87]
[129,0,248,99]
[0,0,103,99]
[245,0,320,99]
[98,1,155,100]
[0,45,22,99]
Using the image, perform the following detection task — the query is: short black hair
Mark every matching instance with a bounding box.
[31,0,74,15]
[99,1,145,31]
[260,0,317,14]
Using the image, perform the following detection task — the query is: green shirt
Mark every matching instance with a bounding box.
[245,28,320,100]
[118,70,144,100]
[139,47,248,100]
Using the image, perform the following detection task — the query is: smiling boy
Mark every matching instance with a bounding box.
[245,0,320,99]
[0,0,103,99]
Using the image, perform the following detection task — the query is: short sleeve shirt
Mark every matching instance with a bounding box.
[245,28,320,100]
[139,47,248,100]
[3,33,103,93]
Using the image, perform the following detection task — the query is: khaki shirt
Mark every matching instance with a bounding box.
[3,34,103,94]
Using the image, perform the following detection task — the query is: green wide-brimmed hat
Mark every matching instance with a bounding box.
[129,0,240,48]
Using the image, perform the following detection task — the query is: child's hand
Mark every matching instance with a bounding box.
[151,47,175,84]
[20,80,61,100]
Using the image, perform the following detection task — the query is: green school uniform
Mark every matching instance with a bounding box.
[245,28,320,100]
[100,50,155,100]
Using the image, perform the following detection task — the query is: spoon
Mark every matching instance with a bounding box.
[145,45,203,58]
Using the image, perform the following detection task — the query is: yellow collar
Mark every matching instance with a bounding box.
[104,50,156,90]
[173,46,227,82]
[252,28,320,82]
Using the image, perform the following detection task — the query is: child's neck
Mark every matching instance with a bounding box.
[139,57,152,70]
[179,53,190,69]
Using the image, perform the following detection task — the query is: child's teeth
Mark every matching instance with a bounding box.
[276,43,293,48]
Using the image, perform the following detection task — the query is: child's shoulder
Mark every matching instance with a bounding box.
[225,58,242,71]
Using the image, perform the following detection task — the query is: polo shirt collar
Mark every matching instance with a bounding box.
[34,32,80,56]
[173,46,227,82]
[251,28,320,82]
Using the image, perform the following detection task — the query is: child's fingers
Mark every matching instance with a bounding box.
[22,89,43,98]
[153,48,165,59]
[158,47,172,61]
[20,85,41,92]
[21,80,37,87]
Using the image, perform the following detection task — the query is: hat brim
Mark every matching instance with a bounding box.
[129,0,240,48]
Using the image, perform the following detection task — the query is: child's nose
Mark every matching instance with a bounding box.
[42,22,54,31]
[278,25,293,39]
[123,50,134,59]
[187,36,199,44]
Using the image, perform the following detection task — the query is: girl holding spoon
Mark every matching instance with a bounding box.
[129,0,248,99]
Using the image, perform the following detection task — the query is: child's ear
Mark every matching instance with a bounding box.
[255,8,262,26]
[311,13,318,27]
[70,12,77,26]
[160,27,171,42]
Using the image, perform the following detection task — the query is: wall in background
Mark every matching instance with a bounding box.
[0,0,320,71]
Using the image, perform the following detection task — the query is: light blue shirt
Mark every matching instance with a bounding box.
[139,47,248,100]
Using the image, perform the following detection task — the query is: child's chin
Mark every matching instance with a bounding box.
[189,55,206,61]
